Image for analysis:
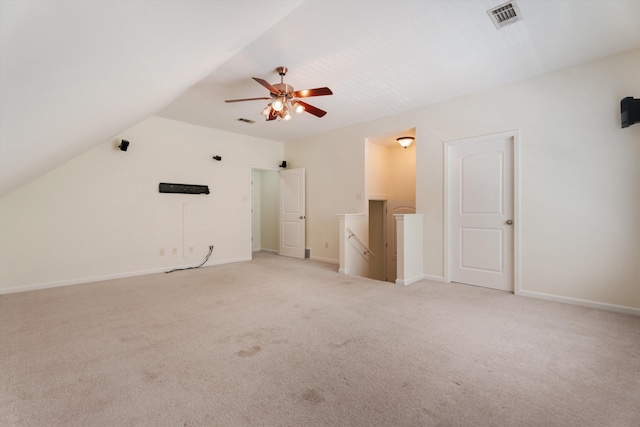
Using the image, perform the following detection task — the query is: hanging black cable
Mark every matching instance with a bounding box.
[165,245,214,274]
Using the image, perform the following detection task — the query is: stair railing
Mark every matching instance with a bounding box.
[346,227,374,261]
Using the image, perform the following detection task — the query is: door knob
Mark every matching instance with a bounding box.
[506,220,513,225]
[299,216,306,220]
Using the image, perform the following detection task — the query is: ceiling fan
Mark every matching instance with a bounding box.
[225,66,333,121]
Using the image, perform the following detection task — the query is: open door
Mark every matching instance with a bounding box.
[279,168,306,258]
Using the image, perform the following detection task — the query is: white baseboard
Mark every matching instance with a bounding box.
[395,274,444,286]
[338,268,346,274]
[0,256,252,295]
[396,275,423,286]
[310,255,339,265]
[0,267,170,295]
[517,289,640,316]
[210,256,252,265]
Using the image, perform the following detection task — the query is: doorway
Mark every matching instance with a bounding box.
[251,169,279,256]
[251,167,306,260]
[365,128,416,283]
[368,200,387,281]
[444,131,519,292]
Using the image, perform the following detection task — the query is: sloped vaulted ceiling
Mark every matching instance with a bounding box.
[1,0,639,197]
[0,0,303,196]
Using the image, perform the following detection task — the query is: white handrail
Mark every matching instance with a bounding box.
[346,227,375,258]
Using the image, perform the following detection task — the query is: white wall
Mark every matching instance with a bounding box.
[388,142,416,203]
[338,214,369,277]
[0,117,283,292]
[365,142,390,199]
[285,129,366,263]
[286,50,640,310]
[365,136,416,202]
[396,214,424,286]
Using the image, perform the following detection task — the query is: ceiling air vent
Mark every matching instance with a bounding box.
[237,118,255,124]
[487,1,522,29]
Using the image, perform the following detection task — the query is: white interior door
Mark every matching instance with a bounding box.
[386,201,415,283]
[279,168,305,259]
[449,134,514,292]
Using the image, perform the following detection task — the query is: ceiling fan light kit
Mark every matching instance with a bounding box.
[226,66,332,122]
[271,99,284,112]
[292,101,305,114]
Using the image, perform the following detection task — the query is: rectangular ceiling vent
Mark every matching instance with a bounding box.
[237,118,256,124]
[487,1,522,29]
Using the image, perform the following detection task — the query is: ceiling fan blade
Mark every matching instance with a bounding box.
[297,100,327,118]
[253,77,281,95]
[292,87,333,98]
[225,97,271,103]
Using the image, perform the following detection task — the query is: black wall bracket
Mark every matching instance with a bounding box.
[159,183,210,195]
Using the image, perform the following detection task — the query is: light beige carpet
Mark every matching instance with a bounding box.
[1,252,639,426]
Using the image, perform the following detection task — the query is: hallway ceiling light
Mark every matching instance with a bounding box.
[397,136,414,148]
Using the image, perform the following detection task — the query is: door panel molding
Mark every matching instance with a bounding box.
[444,130,520,294]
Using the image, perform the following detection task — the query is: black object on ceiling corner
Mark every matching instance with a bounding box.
[621,97,640,128]
[119,139,129,151]
[279,161,287,168]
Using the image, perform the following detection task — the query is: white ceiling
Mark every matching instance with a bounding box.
[2,0,639,196]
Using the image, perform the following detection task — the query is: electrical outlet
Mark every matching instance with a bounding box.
[160,248,165,256]
[172,247,178,255]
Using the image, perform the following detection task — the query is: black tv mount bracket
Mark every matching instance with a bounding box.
[159,183,210,195]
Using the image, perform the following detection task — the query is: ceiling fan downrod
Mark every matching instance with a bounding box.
[277,66,288,79]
